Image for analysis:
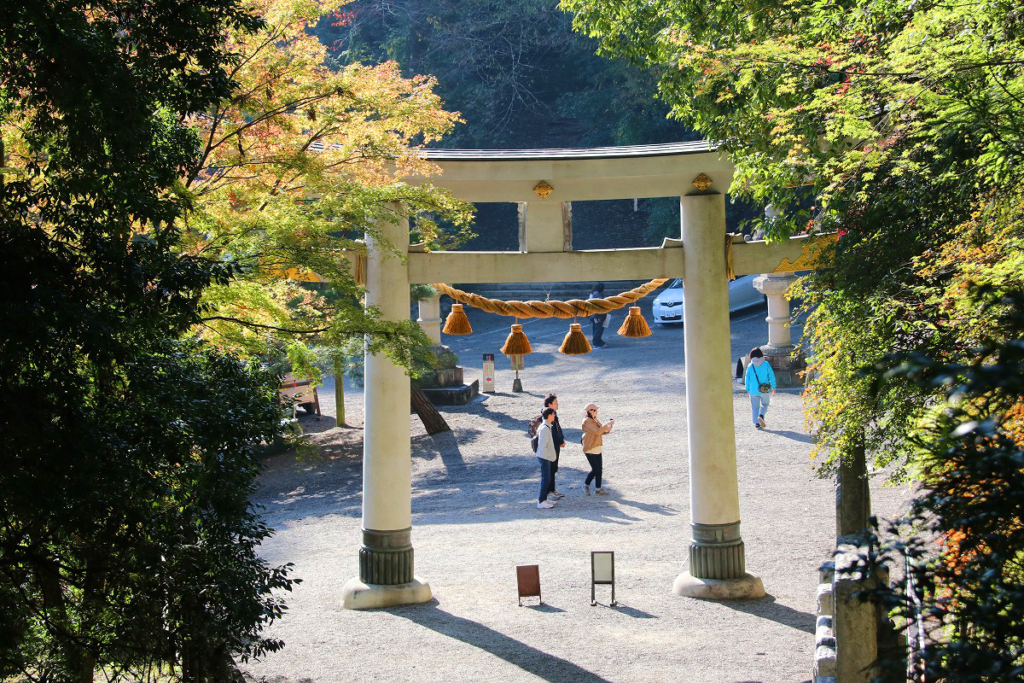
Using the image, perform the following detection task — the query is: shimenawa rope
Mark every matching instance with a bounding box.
[431,279,670,319]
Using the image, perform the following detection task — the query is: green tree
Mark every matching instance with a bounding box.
[866,289,1024,681]
[564,0,1024,476]
[0,2,295,680]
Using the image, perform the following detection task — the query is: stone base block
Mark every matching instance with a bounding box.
[673,572,765,600]
[341,576,432,610]
[420,380,479,406]
[760,344,807,388]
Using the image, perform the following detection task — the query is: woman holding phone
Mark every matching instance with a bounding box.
[581,403,614,495]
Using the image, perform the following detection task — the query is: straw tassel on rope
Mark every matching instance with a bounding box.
[500,323,532,355]
[442,303,472,335]
[618,306,653,338]
[559,323,592,355]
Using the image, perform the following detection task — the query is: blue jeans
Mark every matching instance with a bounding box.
[592,316,605,346]
[537,458,554,502]
[750,392,771,425]
[584,453,603,488]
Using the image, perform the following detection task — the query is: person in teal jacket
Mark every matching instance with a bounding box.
[744,347,776,429]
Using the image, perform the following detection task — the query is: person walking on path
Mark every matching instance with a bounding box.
[543,394,566,499]
[744,347,777,429]
[581,403,614,495]
[589,283,608,348]
[534,408,558,509]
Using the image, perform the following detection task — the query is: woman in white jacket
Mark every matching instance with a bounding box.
[535,408,558,509]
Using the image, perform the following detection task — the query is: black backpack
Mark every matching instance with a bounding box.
[527,415,543,452]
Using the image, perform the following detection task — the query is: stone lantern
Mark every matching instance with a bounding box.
[751,272,805,387]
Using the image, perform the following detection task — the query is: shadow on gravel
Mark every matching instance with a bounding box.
[719,596,815,634]
[767,429,814,444]
[394,604,612,683]
[525,603,565,613]
[602,604,656,619]
[413,431,467,476]
[293,411,336,434]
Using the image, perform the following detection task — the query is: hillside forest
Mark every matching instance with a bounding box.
[312,0,758,250]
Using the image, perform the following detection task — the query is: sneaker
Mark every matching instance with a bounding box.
[537,501,555,509]
[549,491,565,500]
[584,484,591,496]
[754,424,763,430]
[758,415,767,429]
[595,488,609,496]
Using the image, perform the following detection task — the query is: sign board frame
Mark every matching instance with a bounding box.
[591,551,617,606]
[516,564,542,606]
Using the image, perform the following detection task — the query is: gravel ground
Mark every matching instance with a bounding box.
[243,300,911,683]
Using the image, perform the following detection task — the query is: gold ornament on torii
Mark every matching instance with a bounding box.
[692,173,713,191]
[533,180,554,199]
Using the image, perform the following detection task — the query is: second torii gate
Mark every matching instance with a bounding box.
[340,142,828,609]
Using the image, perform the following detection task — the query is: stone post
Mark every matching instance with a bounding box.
[752,272,806,387]
[673,192,765,599]
[417,293,442,345]
[833,541,880,683]
[342,214,431,610]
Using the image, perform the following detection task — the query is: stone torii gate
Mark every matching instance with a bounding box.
[341,142,828,609]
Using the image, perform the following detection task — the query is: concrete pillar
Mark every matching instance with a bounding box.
[673,192,765,600]
[417,293,442,345]
[342,213,431,610]
[752,272,806,387]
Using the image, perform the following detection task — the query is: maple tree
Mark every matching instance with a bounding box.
[181,0,472,373]
[564,0,1024,671]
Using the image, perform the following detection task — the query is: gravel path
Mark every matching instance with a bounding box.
[243,300,910,683]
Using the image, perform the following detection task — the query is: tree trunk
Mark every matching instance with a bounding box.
[334,357,346,427]
[411,386,450,435]
[836,437,871,539]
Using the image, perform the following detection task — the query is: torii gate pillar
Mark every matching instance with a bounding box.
[341,214,432,609]
[674,193,765,599]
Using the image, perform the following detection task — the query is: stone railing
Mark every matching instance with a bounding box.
[812,540,902,683]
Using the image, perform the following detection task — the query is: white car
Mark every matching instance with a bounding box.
[651,275,765,325]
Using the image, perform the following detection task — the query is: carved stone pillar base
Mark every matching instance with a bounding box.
[342,528,432,610]
[674,522,765,599]
[673,572,765,600]
[358,528,414,585]
[341,577,432,610]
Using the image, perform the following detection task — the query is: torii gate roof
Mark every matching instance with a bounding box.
[421,141,715,161]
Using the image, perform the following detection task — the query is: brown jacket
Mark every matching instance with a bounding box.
[581,417,610,454]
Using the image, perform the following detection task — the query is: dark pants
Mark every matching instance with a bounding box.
[592,317,605,346]
[537,458,554,502]
[584,453,603,488]
[551,451,560,491]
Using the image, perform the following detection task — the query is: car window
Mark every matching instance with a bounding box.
[669,279,682,289]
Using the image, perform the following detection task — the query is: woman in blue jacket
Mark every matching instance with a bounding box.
[744,347,776,429]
